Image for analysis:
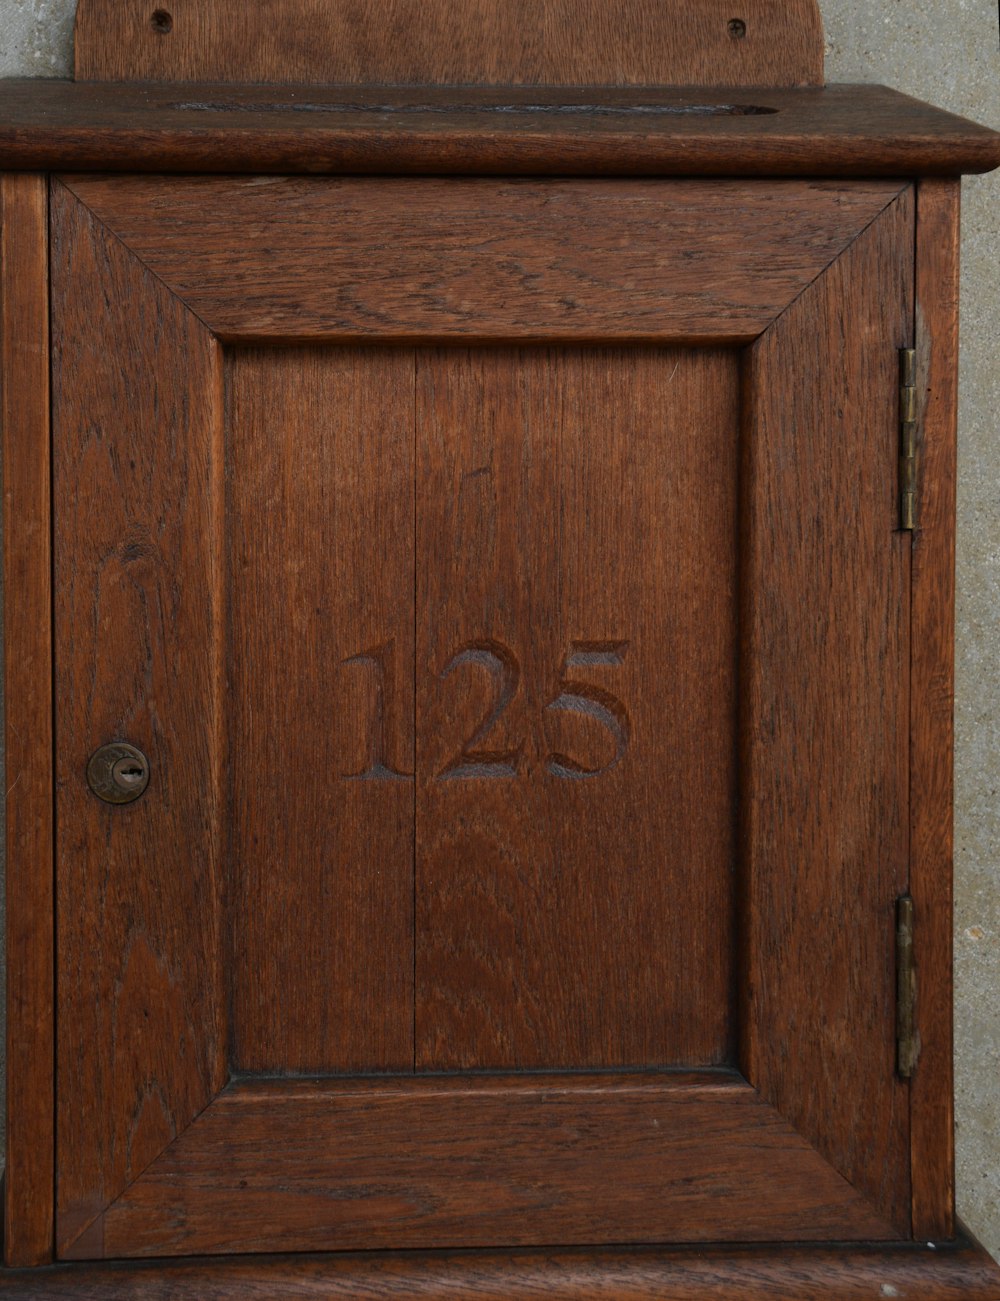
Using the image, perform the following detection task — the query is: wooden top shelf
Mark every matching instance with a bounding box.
[0,80,998,177]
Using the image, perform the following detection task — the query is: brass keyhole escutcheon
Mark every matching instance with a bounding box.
[87,742,151,805]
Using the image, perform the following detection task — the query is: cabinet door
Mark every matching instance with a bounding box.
[51,175,914,1259]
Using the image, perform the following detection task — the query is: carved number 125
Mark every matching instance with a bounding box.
[343,639,630,782]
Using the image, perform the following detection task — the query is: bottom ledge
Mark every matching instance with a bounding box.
[2,1235,999,1299]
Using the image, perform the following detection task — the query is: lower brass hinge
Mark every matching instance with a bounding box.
[899,348,918,531]
[896,894,920,1078]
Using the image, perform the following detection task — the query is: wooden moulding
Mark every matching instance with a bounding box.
[0,82,999,177]
[1,172,54,1268]
[53,174,907,343]
[73,0,825,89]
[2,1236,1000,1299]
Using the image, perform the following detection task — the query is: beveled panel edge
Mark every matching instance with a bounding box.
[63,1073,898,1259]
[49,175,229,1262]
[738,188,916,1232]
[54,174,907,345]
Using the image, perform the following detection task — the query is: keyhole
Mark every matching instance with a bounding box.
[88,744,151,804]
[113,761,145,789]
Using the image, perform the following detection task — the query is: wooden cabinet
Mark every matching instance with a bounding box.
[3,2,1000,1295]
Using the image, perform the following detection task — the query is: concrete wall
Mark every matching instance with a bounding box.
[1,0,998,1263]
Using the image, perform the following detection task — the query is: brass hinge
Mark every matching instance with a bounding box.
[899,348,918,531]
[896,894,920,1078]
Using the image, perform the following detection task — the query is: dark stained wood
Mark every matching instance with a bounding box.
[415,347,737,1069]
[909,179,961,1240]
[73,0,825,88]
[62,1074,894,1258]
[1,173,54,1267]
[10,1234,1000,1300]
[35,170,940,1267]
[56,175,905,344]
[3,81,1000,179]
[740,189,915,1233]
[1,109,984,1285]
[1,82,998,177]
[50,181,227,1254]
[227,347,414,1074]
[6,1235,1000,1300]
[0,0,994,1281]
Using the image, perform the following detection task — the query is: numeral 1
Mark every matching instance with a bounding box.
[341,638,412,781]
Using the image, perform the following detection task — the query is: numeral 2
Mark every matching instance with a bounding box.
[437,640,524,780]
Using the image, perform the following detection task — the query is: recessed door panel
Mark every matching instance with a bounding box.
[227,347,415,1073]
[416,347,739,1069]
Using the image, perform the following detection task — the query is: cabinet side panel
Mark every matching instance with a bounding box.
[2,174,54,1266]
[742,190,914,1231]
[909,178,960,1240]
[51,183,226,1254]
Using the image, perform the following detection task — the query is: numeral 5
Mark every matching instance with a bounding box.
[543,641,630,779]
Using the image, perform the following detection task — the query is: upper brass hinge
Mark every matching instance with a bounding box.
[899,348,918,531]
[896,894,920,1078]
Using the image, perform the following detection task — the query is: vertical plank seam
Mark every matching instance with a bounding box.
[906,176,919,1243]
[210,336,228,1098]
[412,349,418,1071]
[46,172,59,1265]
[734,345,750,1075]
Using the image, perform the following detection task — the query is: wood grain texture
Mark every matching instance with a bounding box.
[415,348,737,1069]
[6,1236,1000,1300]
[1,174,53,1267]
[2,82,999,178]
[740,189,915,1233]
[50,181,227,1254]
[62,1074,895,1258]
[57,175,905,344]
[909,179,961,1240]
[73,0,825,88]
[227,348,414,1074]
